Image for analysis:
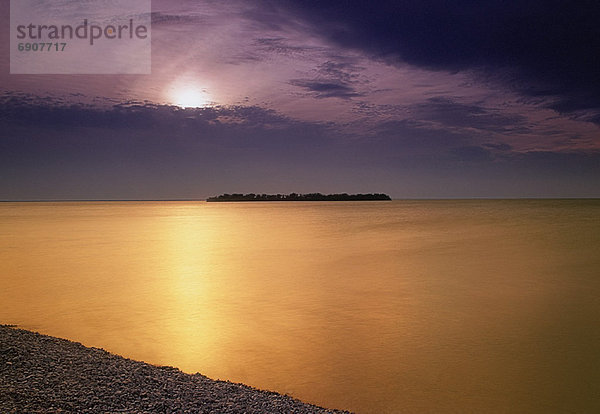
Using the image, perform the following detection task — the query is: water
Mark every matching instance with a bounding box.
[1,200,599,413]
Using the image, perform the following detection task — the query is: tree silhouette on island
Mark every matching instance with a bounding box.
[206,193,392,202]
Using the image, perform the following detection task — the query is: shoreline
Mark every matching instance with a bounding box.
[0,325,351,413]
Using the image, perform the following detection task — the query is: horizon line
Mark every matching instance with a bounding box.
[1,197,599,203]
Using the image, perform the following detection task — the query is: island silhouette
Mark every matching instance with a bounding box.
[207,193,392,202]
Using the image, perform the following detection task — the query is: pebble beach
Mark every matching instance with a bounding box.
[0,325,352,413]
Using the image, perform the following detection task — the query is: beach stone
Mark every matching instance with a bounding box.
[0,325,352,413]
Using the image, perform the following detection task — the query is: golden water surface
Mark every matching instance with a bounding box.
[1,200,599,413]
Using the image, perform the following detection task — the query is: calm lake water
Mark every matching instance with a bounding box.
[1,200,599,413]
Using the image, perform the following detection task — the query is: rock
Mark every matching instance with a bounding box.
[0,325,352,414]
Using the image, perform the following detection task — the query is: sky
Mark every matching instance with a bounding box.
[1,0,599,200]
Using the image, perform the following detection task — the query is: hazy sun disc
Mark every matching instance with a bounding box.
[170,84,210,108]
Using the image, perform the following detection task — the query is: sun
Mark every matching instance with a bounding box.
[168,81,211,108]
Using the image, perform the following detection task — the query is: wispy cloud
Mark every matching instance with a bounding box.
[274,0,600,123]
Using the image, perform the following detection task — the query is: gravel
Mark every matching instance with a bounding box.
[0,325,352,413]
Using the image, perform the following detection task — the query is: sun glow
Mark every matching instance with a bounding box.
[169,81,211,108]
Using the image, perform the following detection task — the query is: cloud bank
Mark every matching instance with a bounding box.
[1,95,598,199]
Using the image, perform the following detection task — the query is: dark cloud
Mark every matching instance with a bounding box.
[151,12,206,25]
[0,96,336,199]
[272,0,600,121]
[354,98,531,136]
[0,94,305,131]
[483,142,513,151]
[412,97,530,134]
[2,95,599,199]
[254,37,320,56]
[288,59,367,99]
[316,61,364,84]
[546,94,600,121]
[289,79,363,99]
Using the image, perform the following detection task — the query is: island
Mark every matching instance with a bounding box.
[206,193,392,202]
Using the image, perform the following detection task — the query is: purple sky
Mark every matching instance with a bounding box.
[1,0,599,199]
